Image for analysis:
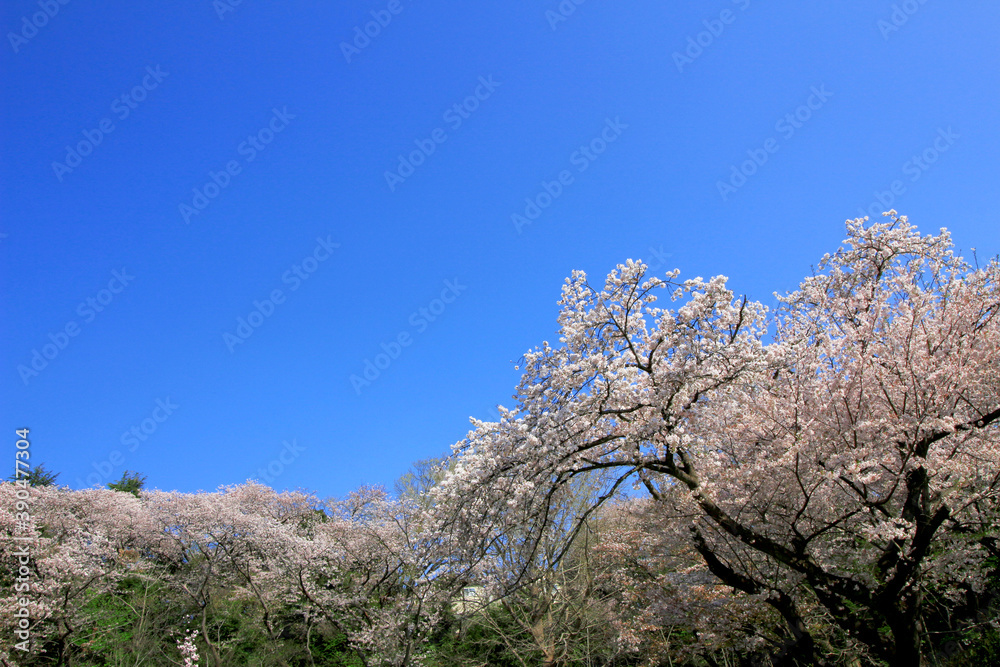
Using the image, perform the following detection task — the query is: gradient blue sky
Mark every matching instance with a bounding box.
[2,1,998,498]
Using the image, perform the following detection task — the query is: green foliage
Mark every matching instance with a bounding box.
[302,627,366,667]
[107,470,146,497]
[12,579,374,666]
[964,624,1000,666]
[7,462,60,486]
[422,606,534,667]
[938,620,1000,667]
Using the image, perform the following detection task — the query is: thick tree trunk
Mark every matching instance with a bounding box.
[690,527,823,665]
[890,613,923,667]
[772,625,820,667]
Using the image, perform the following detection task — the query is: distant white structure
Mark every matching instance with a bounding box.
[452,585,489,615]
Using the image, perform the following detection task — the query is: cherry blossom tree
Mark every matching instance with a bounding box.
[274,486,451,666]
[434,214,1000,665]
[458,474,625,667]
[0,484,166,664]
[176,629,200,667]
[590,495,838,665]
[3,481,451,666]
[142,482,322,666]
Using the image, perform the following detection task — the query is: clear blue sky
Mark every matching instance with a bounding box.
[2,1,998,497]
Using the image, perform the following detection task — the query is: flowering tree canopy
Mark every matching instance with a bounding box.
[435,214,1000,665]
